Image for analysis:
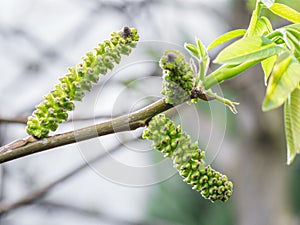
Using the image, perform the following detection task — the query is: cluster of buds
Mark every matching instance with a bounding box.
[26,27,139,138]
[143,114,233,202]
[160,50,195,105]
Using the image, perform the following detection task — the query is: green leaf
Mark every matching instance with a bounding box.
[196,38,207,58]
[270,3,300,23]
[262,53,300,111]
[250,16,273,36]
[286,28,300,56]
[284,87,300,165]
[245,1,262,37]
[285,23,300,31]
[207,29,246,50]
[261,55,277,85]
[184,43,199,59]
[193,38,210,84]
[214,36,282,65]
[287,27,300,40]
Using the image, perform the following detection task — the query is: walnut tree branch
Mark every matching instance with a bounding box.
[0,114,120,125]
[0,99,173,163]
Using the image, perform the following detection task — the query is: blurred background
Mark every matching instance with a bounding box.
[1,0,300,224]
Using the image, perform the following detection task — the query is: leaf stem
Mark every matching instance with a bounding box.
[202,60,261,89]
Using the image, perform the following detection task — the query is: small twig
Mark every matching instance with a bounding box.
[205,90,239,114]
[0,165,5,222]
[0,138,137,215]
[0,114,122,125]
[190,87,216,101]
[39,200,169,225]
[0,166,5,201]
[0,117,28,124]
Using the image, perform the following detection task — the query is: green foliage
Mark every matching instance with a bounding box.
[196,0,300,164]
[262,53,300,111]
[284,88,300,164]
[214,36,282,65]
[261,55,277,84]
[207,29,247,50]
[185,38,210,84]
[269,3,300,23]
[26,27,139,138]
[143,114,233,202]
[252,16,273,36]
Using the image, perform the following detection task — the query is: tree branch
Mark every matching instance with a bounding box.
[0,99,173,163]
[0,114,120,125]
[0,117,28,124]
[39,200,171,225]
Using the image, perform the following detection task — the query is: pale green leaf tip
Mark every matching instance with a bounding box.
[287,149,296,165]
[262,96,285,111]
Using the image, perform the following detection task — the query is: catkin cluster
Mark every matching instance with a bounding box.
[26,27,139,138]
[160,50,195,105]
[143,114,233,202]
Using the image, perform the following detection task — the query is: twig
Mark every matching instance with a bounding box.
[0,138,137,215]
[0,117,28,124]
[0,166,5,223]
[39,200,171,225]
[0,114,118,125]
[0,99,173,163]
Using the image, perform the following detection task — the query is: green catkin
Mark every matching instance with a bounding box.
[160,50,195,105]
[26,27,139,138]
[143,114,233,202]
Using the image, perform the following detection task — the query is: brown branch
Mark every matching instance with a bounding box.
[0,117,28,124]
[0,114,120,125]
[0,138,136,215]
[0,99,173,163]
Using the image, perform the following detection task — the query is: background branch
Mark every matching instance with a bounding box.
[0,137,137,215]
[39,200,172,225]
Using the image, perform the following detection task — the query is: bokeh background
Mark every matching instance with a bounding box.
[1,0,300,225]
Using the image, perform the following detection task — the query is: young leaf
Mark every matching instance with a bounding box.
[287,27,300,41]
[286,29,300,56]
[195,38,210,82]
[284,88,300,164]
[261,55,277,85]
[196,38,207,58]
[184,43,199,59]
[250,16,273,36]
[207,29,246,50]
[269,3,300,23]
[262,53,300,111]
[285,23,300,31]
[245,1,261,37]
[214,36,282,65]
